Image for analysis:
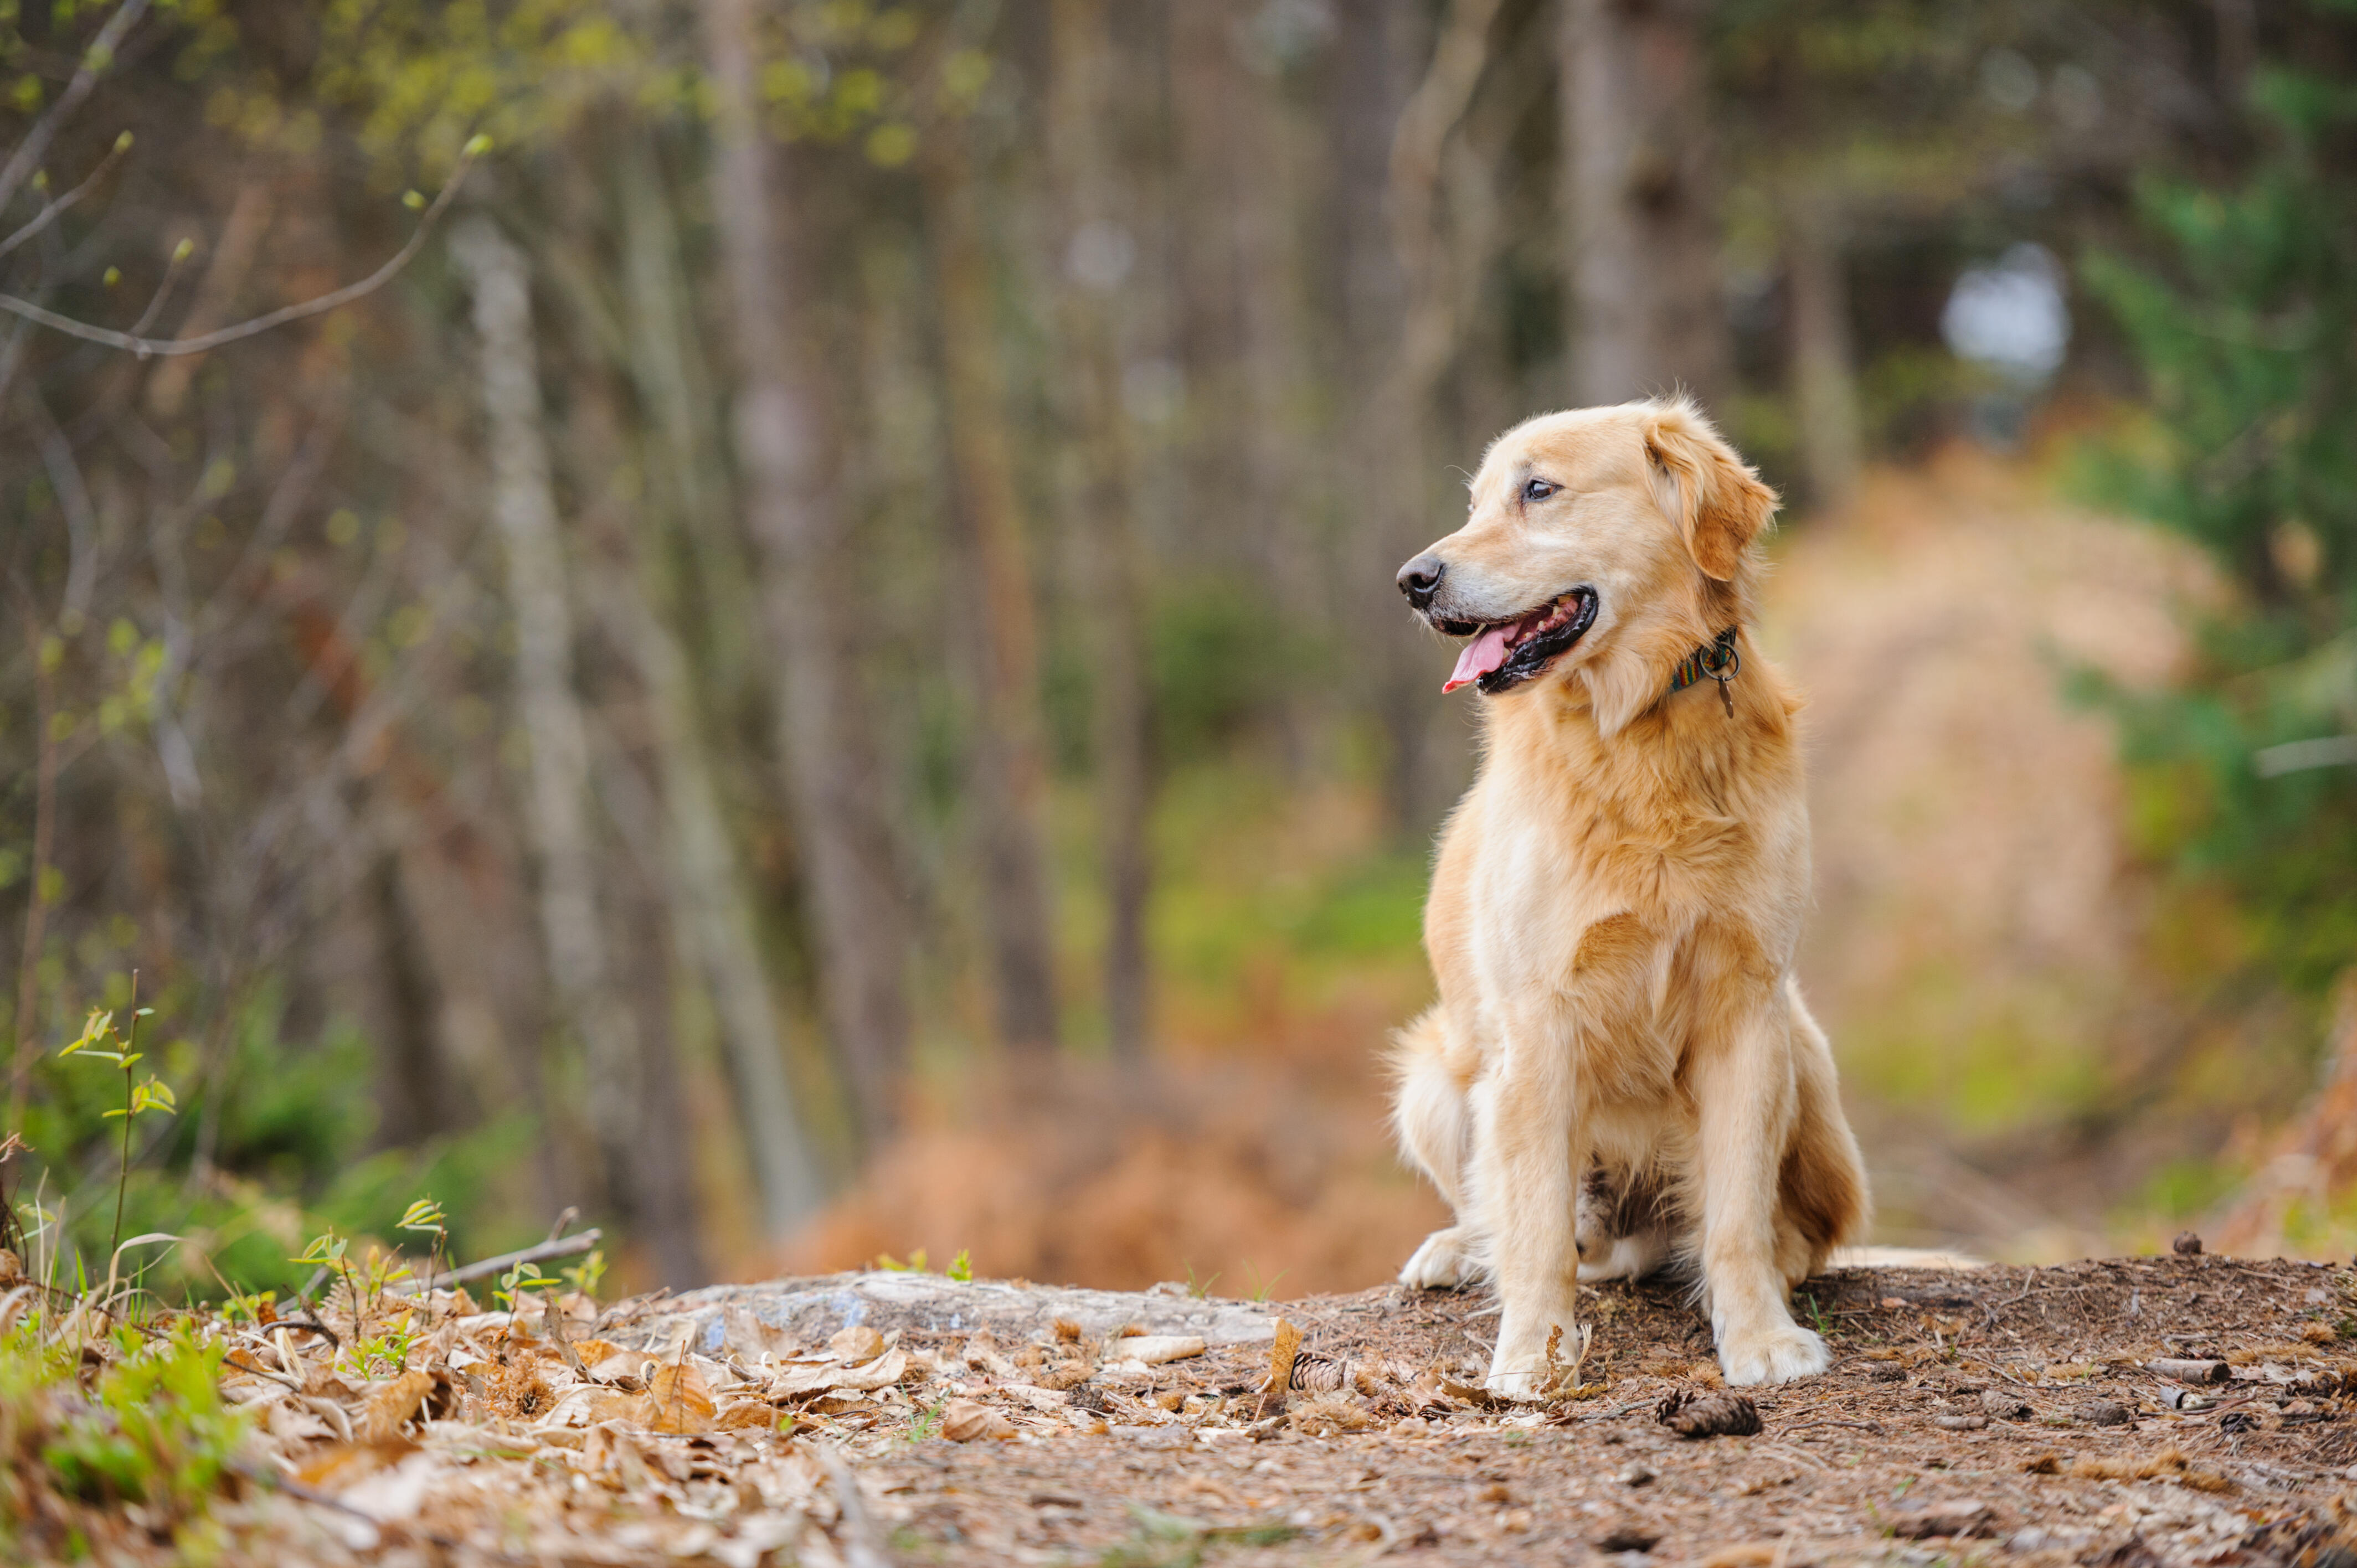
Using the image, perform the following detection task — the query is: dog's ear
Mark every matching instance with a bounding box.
[1643,400,1778,582]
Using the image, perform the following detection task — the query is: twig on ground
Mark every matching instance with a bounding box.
[393,1229,602,1296]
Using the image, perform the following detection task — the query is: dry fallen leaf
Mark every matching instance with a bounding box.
[828,1324,887,1363]
[718,1399,783,1431]
[359,1369,435,1443]
[940,1400,1017,1442]
[645,1358,718,1434]
[295,1440,418,1494]
[833,1348,908,1391]
[770,1347,908,1398]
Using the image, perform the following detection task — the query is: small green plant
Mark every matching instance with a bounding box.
[291,1229,351,1296]
[877,1246,972,1281]
[907,1400,945,1442]
[1242,1262,1286,1303]
[398,1196,449,1303]
[35,1322,251,1531]
[345,1316,421,1379]
[492,1258,553,1311]
[354,1245,412,1322]
[1183,1262,1219,1299]
[560,1247,606,1299]
[217,1288,277,1325]
[58,974,169,1263]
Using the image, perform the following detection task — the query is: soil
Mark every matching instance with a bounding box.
[65,1253,2357,1567]
[792,1254,2357,1565]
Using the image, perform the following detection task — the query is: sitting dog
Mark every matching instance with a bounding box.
[1389,396,1868,1392]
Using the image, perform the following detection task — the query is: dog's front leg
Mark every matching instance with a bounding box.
[1470,1028,1580,1401]
[1692,995,1828,1386]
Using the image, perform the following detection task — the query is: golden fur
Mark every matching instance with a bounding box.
[1390,396,1868,1392]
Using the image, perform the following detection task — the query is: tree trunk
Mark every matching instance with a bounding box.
[921,136,1063,1060]
[1785,195,1862,515]
[1368,0,1499,833]
[608,141,859,1209]
[7,612,56,1128]
[453,215,776,1251]
[699,0,918,1134]
[1171,0,1325,778]
[1048,0,1152,1064]
[1558,0,1731,410]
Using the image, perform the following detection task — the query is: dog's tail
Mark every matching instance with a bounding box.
[1388,1006,1471,1213]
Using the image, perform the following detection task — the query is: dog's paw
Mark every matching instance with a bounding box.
[1399,1226,1475,1290]
[1716,1322,1830,1386]
[1484,1360,1550,1402]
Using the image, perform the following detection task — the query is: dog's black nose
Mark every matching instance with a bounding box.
[1397,554,1445,609]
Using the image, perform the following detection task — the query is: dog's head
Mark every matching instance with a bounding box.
[1396,396,1777,735]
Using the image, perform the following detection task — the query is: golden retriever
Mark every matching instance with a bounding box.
[1389,395,1867,1393]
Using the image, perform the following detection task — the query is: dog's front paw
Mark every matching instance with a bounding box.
[1399,1226,1475,1290]
[1485,1360,1549,1402]
[1716,1322,1830,1386]
[1485,1311,1568,1402]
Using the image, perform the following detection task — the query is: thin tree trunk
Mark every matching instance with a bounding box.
[700,0,919,1133]
[922,137,1063,1060]
[8,612,57,1128]
[1172,0,1325,777]
[454,215,793,1246]
[1785,194,1862,514]
[611,142,856,1200]
[1049,0,1152,1064]
[606,559,814,1257]
[1368,0,1495,831]
[1558,0,1731,409]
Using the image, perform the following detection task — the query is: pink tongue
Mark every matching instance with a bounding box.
[1444,623,1519,693]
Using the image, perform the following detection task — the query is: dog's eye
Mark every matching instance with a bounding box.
[1521,476,1560,504]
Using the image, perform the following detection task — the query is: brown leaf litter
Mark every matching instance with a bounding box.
[14,1251,2357,1564]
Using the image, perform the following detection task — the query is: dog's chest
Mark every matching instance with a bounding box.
[1463,802,1749,1084]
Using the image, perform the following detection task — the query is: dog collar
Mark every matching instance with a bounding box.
[1668,627,1742,716]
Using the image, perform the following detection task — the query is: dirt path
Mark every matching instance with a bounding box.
[807,1255,2356,1565]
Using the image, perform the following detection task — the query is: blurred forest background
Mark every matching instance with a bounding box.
[3,0,2354,1303]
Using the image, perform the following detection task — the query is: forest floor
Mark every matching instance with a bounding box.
[29,1251,2357,1566]
[824,1255,2357,1566]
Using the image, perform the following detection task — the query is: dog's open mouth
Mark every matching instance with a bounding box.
[1438,587,1598,695]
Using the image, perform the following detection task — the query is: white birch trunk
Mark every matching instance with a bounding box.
[700,0,923,1109]
[455,215,811,1239]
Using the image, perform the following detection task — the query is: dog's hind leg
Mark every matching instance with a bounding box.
[1391,1007,1479,1289]
[1774,982,1870,1288]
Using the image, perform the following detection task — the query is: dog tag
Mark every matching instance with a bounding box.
[1716,678,1734,719]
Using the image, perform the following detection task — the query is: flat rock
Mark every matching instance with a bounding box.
[610,1272,1278,1360]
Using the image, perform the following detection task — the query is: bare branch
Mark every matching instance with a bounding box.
[0,130,132,262]
[120,233,193,339]
[392,1229,603,1296]
[0,146,483,359]
[0,0,151,219]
